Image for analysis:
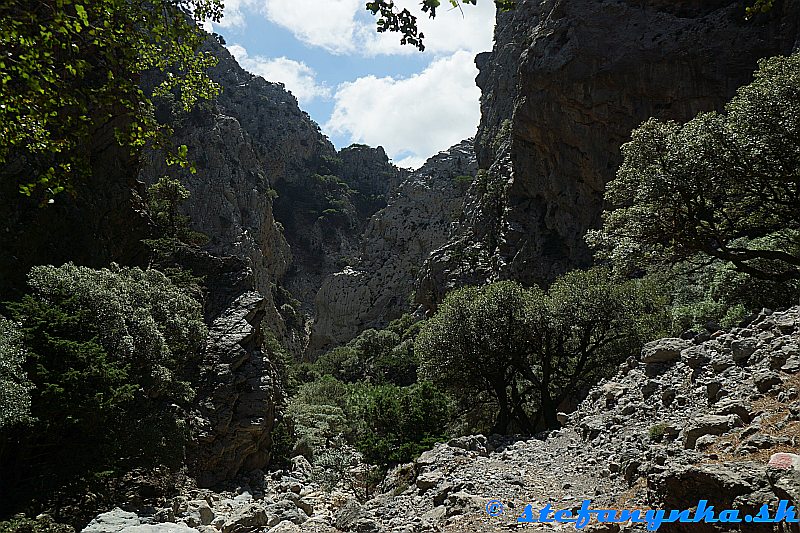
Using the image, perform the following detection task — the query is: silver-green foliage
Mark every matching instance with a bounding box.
[27,262,207,398]
[287,377,348,458]
[415,268,669,432]
[0,317,32,429]
[588,53,800,282]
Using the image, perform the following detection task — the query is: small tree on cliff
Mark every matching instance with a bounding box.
[415,269,667,433]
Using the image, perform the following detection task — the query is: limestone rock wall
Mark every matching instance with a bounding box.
[419,0,800,305]
[309,140,476,355]
[138,36,407,480]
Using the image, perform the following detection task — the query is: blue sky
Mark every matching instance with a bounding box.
[204,0,496,168]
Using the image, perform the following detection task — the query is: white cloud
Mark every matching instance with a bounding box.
[263,0,363,54]
[325,50,480,169]
[228,44,331,104]
[260,0,495,56]
[359,0,496,56]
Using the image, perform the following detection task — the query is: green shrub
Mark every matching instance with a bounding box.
[313,346,366,383]
[1,263,206,518]
[286,377,349,458]
[416,269,669,433]
[312,437,382,502]
[0,317,32,429]
[452,174,474,187]
[0,514,74,533]
[346,381,450,466]
[310,319,422,387]
[648,423,669,441]
[275,314,439,469]
[284,377,450,468]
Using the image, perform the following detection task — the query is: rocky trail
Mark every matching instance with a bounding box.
[84,307,800,533]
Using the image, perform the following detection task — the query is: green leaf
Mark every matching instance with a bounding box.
[74,4,88,26]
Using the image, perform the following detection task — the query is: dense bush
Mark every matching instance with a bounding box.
[666,259,800,332]
[0,514,74,533]
[346,381,450,465]
[306,315,421,387]
[0,263,206,519]
[284,375,450,468]
[0,317,32,429]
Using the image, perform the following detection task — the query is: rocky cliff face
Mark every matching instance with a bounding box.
[418,0,800,305]
[200,40,400,311]
[137,37,403,482]
[273,143,402,312]
[140,37,402,339]
[309,140,476,354]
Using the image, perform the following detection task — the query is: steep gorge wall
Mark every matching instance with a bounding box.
[137,38,401,483]
[310,140,476,354]
[141,38,402,342]
[418,0,800,305]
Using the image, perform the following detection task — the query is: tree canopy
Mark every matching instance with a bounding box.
[0,263,206,517]
[415,269,667,433]
[365,0,516,51]
[587,53,800,282]
[0,0,223,201]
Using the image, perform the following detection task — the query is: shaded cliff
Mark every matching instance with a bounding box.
[0,120,152,299]
[418,0,800,306]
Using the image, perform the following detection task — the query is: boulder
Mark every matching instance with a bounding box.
[681,345,710,369]
[641,339,689,364]
[221,504,270,533]
[333,500,364,531]
[444,492,484,517]
[416,471,444,492]
[267,522,300,533]
[732,338,758,364]
[754,370,782,393]
[82,510,142,533]
[447,434,490,456]
[683,414,743,449]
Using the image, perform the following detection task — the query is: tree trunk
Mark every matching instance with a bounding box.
[509,379,535,434]
[540,393,560,430]
[492,384,512,434]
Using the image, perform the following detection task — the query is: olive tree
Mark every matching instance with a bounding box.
[415,268,667,433]
[588,53,800,282]
[1,263,207,513]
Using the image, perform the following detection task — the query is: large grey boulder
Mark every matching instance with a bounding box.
[82,509,142,533]
[82,510,201,533]
[683,414,743,449]
[641,338,690,364]
[221,503,270,533]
